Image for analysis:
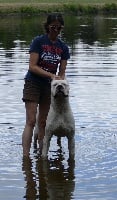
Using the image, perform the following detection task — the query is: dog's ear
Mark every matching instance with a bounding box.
[61,76,66,80]
[64,78,69,85]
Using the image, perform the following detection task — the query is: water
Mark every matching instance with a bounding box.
[0,15,117,200]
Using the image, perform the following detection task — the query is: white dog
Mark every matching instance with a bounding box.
[42,79,75,159]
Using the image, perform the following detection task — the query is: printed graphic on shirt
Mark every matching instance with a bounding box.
[39,45,63,73]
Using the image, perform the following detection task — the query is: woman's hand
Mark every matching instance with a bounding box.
[51,74,62,80]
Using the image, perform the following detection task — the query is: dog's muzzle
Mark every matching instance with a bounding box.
[54,85,68,97]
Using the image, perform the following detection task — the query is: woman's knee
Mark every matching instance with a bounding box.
[26,117,36,128]
[39,119,46,129]
[38,103,50,128]
[25,102,38,128]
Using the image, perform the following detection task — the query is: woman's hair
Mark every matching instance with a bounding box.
[44,13,64,33]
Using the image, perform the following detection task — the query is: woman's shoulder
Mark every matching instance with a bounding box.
[32,34,46,42]
[29,35,46,52]
[30,34,47,48]
[57,38,70,59]
[57,38,69,49]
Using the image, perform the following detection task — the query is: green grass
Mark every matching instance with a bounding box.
[0,0,117,3]
[0,0,117,15]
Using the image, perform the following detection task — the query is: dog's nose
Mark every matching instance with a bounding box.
[57,85,63,90]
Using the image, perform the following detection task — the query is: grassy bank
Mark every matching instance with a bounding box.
[0,0,117,15]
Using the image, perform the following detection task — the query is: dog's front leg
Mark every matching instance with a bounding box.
[68,136,75,160]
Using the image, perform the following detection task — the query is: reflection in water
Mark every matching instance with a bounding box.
[0,15,117,200]
[22,151,75,200]
[1,15,117,51]
[22,157,37,200]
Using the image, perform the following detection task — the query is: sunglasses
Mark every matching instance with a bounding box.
[49,25,64,31]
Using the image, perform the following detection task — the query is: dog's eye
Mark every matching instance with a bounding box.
[53,83,58,87]
[62,83,67,87]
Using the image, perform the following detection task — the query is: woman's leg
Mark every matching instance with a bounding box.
[22,101,38,156]
[38,100,50,151]
[36,82,51,152]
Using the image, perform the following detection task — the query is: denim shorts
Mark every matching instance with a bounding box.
[22,79,51,104]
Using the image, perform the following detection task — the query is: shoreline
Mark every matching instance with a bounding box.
[0,3,117,16]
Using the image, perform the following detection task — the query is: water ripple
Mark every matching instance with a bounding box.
[0,17,117,200]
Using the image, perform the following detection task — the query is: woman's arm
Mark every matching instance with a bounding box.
[29,52,60,80]
[58,60,67,79]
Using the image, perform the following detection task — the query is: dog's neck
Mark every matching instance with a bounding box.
[51,96,69,112]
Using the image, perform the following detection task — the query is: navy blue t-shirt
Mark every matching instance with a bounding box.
[25,34,70,83]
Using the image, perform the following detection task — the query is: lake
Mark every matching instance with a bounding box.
[0,14,117,200]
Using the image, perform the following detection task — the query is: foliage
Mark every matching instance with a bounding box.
[0,1,117,15]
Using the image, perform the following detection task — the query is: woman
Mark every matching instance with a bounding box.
[22,13,70,157]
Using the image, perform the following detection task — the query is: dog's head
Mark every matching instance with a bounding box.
[51,79,69,98]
